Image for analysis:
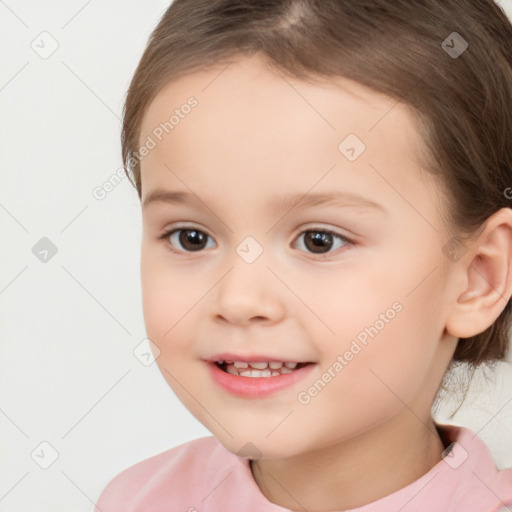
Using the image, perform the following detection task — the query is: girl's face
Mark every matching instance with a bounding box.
[138,55,459,458]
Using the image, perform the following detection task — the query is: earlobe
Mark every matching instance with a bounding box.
[445,208,512,339]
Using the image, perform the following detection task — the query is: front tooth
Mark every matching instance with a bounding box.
[240,370,252,377]
[249,362,268,370]
[269,362,283,369]
[284,362,298,369]
[251,369,264,377]
[234,361,249,369]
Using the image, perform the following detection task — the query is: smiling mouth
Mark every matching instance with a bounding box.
[215,360,312,377]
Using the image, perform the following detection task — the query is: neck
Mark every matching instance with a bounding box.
[250,414,446,512]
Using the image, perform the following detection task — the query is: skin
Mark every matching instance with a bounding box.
[137,54,512,511]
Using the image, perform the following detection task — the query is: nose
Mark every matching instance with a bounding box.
[211,257,287,326]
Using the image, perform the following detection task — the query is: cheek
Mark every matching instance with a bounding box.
[287,298,444,454]
[284,256,408,344]
[301,243,447,399]
[140,257,207,406]
[311,238,446,338]
[140,244,194,350]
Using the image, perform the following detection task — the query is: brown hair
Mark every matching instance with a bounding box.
[121,1,512,376]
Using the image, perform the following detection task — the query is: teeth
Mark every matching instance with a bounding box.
[248,362,268,369]
[223,362,304,378]
[248,369,270,377]
[213,359,300,370]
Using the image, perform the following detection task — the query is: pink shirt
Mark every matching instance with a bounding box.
[94,423,512,512]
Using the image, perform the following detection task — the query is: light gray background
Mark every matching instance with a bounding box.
[1,1,512,511]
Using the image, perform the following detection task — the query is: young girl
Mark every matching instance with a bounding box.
[94,0,512,510]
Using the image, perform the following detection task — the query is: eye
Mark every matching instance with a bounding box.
[160,227,216,253]
[294,228,351,255]
[158,225,352,255]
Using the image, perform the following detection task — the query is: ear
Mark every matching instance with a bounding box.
[445,208,512,339]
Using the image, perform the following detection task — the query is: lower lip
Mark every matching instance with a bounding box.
[207,362,316,398]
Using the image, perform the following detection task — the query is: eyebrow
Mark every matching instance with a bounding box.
[142,189,388,214]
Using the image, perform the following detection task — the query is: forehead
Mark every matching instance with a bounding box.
[140,53,418,136]
[138,54,432,214]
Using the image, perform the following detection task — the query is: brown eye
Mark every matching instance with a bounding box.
[169,228,214,252]
[304,231,333,253]
[295,229,349,255]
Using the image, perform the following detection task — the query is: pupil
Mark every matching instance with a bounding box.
[305,231,333,253]
[180,229,206,251]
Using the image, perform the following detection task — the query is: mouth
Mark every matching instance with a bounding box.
[215,360,313,378]
[206,358,317,398]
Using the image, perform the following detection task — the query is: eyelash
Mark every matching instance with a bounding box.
[157,224,354,258]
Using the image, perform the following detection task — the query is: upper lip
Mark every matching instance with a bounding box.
[205,352,313,364]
